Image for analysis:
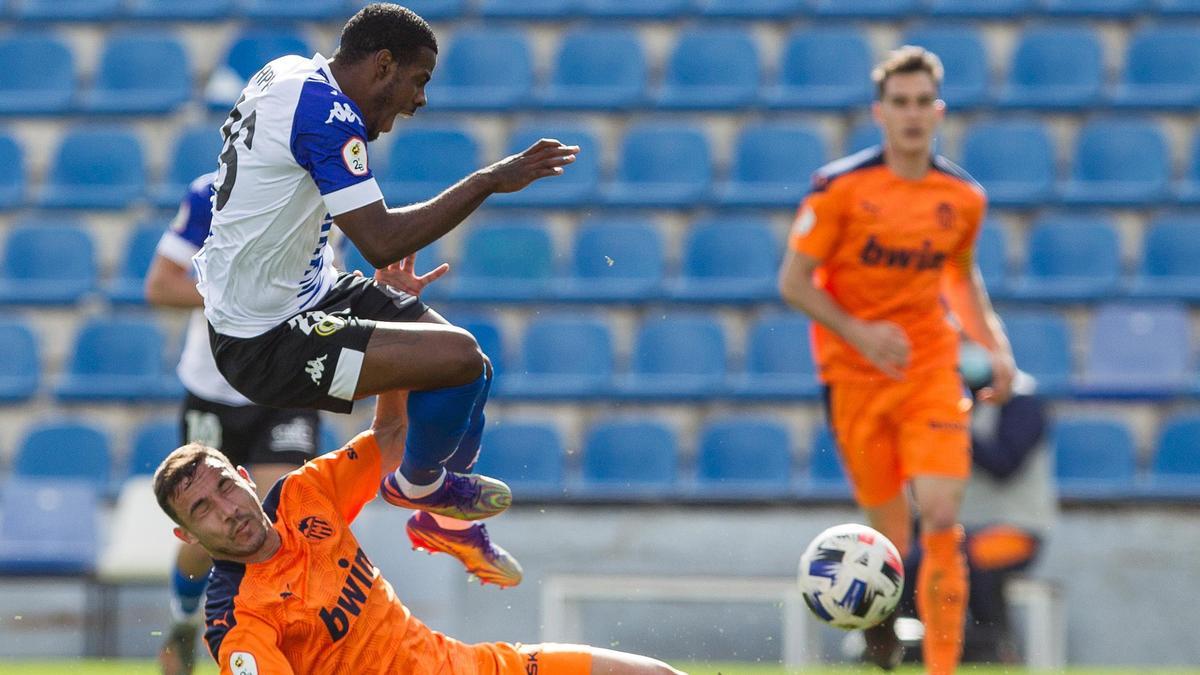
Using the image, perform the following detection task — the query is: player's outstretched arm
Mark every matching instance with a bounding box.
[144,254,204,308]
[942,259,1015,402]
[335,139,578,269]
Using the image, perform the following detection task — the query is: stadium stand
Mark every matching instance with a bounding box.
[105,223,162,305]
[151,126,223,208]
[804,426,851,498]
[616,314,728,399]
[577,0,692,18]
[1052,418,1138,499]
[1129,214,1200,300]
[15,0,123,21]
[656,28,761,110]
[240,0,345,21]
[1060,118,1171,207]
[695,0,806,18]
[1001,310,1074,397]
[537,28,647,109]
[997,25,1104,109]
[126,418,178,478]
[423,28,533,110]
[603,123,712,207]
[1010,214,1122,302]
[668,217,780,303]
[975,221,1010,298]
[900,25,989,109]
[581,418,678,496]
[715,122,828,208]
[473,421,566,498]
[926,0,1034,15]
[731,313,821,400]
[959,119,1056,208]
[555,216,665,302]
[695,418,793,498]
[502,315,615,399]
[1110,26,1200,109]
[0,134,25,209]
[1077,303,1192,398]
[0,33,75,115]
[13,421,111,491]
[492,123,601,207]
[126,0,235,20]
[446,217,554,302]
[38,127,146,210]
[0,221,96,306]
[81,33,191,115]
[55,317,181,403]
[0,322,38,403]
[1149,414,1200,496]
[0,478,99,575]
[812,0,922,19]
[379,126,479,205]
[765,27,874,110]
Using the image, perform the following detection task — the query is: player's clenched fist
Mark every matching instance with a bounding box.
[482,138,580,193]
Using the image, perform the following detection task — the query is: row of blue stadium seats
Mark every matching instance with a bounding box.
[0,302,1195,403]
[15,24,1200,115]
[7,0,1200,22]
[11,115,1200,211]
[10,210,1200,309]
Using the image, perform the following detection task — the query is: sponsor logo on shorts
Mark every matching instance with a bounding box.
[231,651,259,675]
[270,418,315,453]
[287,309,350,337]
[306,354,328,385]
[298,515,334,541]
[928,419,969,431]
[525,652,539,674]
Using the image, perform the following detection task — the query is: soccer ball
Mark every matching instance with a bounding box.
[798,523,905,630]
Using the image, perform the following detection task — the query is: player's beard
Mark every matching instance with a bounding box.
[206,517,269,559]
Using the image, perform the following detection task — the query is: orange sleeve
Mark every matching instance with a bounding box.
[788,176,847,261]
[293,431,382,524]
[948,189,987,273]
[217,617,294,675]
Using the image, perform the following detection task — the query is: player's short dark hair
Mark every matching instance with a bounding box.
[336,3,438,66]
[153,443,235,525]
[872,46,944,99]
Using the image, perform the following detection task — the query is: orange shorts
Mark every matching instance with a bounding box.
[825,368,972,507]
[468,641,593,675]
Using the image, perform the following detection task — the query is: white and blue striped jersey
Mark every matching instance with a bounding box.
[195,53,383,338]
[157,172,252,406]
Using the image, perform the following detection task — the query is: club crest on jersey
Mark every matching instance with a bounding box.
[342,137,368,176]
[231,651,259,675]
[326,101,360,125]
[298,515,334,541]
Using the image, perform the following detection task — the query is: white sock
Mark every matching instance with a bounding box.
[430,513,474,530]
[393,467,445,499]
[168,598,202,626]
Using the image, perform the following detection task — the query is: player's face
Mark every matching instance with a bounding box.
[873,71,944,157]
[172,459,273,560]
[366,46,437,141]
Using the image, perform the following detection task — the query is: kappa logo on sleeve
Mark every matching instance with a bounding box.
[325,101,360,125]
[231,651,259,675]
[342,137,368,176]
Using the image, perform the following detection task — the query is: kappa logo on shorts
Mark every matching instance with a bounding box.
[306,354,328,385]
[287,309,349,337]
[230,651,259,675]
[298,515,334,541]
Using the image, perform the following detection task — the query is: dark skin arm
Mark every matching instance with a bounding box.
[336,139,578,269]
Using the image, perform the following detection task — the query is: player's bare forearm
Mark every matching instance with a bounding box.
[942,263,1011,357]
[778,251,861,341]
[372,388,410,475]
[144,255,204,308]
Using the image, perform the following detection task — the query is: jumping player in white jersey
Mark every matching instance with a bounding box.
[194,3,574,591]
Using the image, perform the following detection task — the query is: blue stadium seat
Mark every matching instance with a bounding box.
[1110,27,1200,109]
[537,28,647,109]
[844,122,882,155]
[1078,303,1192,398]
[16,0,122,21]
[397,0,471,19]
[656,28,760,110]
[1158,0,1200,14]
[900,26,990,109]
[423,29,533,110]
[1060,119,1171,207]
[491,123,600,207]
[1040,0,1150,15]
[479,0,574,18]
[152,125,222,208]
[0,34,75,115]
[1001,310,1073,396]
[208,28,311,110]
[106,224,163,305]
[616,314,727,400]
[960,119,1055,208]
[38,127,145,209]
[502,316,615,399]
[14,421,111,490]
[555,216,664,302]
[804,426,851,499]
[474,422,565,497]
[975,221,1010,299]
[0,322,38,403]
[0,134,25,210]
[603,123,711,207]
[668,217,780,303]
[1129,215,1200,300]
[716,123,827,208]
[127,418,177,477]
[240,0,344,20]
[379,127,478,205]
[1053,418,1137,498]
[997,26,1103,110]
[765,28,874,110]
[320,424,341,455]
[695,0,805,17]
[0,221,96,305]
[0,477,99,575]
[731,313,821,400]
[926,0,1034,17]
[445,218,554,302]
[1148,414,1200,496]
[126,0,235,19]
[811,0,920,18]
[1010,214,1121,302]
[696,418,792,497]
[1176,132,1200,204]
[55,317,181,403]
[581,419,677,497]
[81,33,190,115]
[578,0,691,18]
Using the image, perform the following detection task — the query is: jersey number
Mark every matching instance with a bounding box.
[214,94,258,212]
[185,410,223,449]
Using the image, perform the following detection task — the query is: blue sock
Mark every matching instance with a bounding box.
[401,370,486,484]
[171,566,209,619]
[445,364,492,473]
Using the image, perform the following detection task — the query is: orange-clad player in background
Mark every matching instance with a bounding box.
[778,46,1015,674]
[153,385,684,675]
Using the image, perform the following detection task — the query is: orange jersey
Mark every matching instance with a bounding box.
[205,432,486,675]
[788,146,986,383]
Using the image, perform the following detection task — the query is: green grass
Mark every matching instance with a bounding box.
[0,662,1198,675]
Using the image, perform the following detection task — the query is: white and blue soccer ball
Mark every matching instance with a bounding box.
[798,523,905,630]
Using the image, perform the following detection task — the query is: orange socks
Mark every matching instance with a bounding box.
[917,525,968,675]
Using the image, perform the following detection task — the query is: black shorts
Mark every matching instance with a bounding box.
[210,272,429,413]
[180,391,319,467]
